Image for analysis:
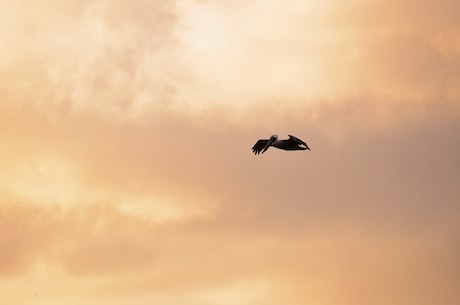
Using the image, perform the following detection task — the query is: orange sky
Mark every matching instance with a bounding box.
[1,1,459,304]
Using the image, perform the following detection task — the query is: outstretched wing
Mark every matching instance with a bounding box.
[252,139,268,154]
[288,134,306,146]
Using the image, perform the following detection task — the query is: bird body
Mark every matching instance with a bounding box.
[252,135,310,154]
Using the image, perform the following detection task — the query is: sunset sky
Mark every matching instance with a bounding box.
[1,1,459,304]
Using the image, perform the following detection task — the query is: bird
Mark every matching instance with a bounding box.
[252,134,310,154]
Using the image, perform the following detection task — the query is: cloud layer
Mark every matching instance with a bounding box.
[1,1,459,304]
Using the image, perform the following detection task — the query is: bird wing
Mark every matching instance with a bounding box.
[288,134,306,146]
[252,139,268,154]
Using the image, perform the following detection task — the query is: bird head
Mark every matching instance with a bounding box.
[262,135,278,153]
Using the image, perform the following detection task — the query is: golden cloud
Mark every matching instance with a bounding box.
[1,1,460,304]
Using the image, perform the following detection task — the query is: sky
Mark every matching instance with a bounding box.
[1,0,459,304]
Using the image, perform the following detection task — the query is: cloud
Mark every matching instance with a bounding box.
[2,0,459,120]
[0,0,180,119]
[175,0,460,112]
[1,196,459,304]
[1,0,460,304]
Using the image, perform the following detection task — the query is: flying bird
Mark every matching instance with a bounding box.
[252,134,310,154]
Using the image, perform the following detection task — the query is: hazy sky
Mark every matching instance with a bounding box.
[1,1,459,304]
